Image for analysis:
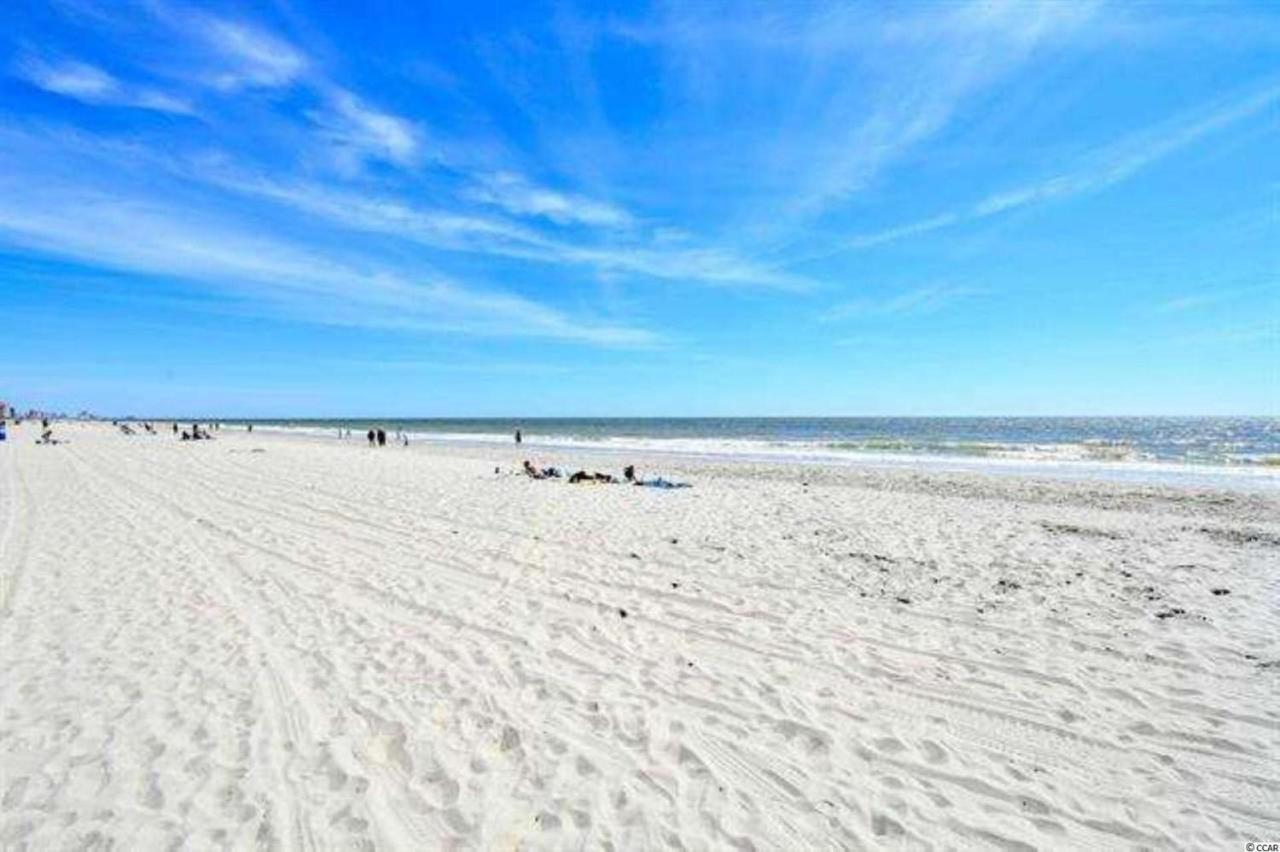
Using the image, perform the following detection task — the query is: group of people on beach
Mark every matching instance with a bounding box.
[363,428,409,447]
[520,459,689,488]
[180,423,214,441]
[116,421,158,436]
[108,420,221,441]
[8,417,62,445]
[511,427,688,487]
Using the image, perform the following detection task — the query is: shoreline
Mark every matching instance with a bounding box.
[248,422,1280,493]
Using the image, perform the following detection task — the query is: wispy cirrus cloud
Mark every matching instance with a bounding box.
[163,11,427,174]
[465,172,634,228]
[589,0,1102,228]
[822,283,984,322]
[791,79,1280,264]
[15,56,193,114]
[1171,321,1278,346]
[11,7,805,291]
[0,131,655,347]
[0,191,655,347]
[309,89,425,171]
[186,157,805,289]
[1153,281,1278,313]
[972,82,1280,216]
[198,17,308,91]
[790,0,1102,216]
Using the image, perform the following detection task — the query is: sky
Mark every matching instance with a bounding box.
[0,0,1276,418]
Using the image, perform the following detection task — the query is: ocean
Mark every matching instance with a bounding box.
[242,416,1280,486]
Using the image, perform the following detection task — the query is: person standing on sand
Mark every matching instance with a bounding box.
[515,428,522,444]
[377,428,387,447]
[367,429,375,446]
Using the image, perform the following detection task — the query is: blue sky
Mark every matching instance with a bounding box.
[1,0,1276,417]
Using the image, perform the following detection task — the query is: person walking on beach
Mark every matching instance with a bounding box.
[377,428,387,447]
[367,429,375,446]
[515,428,522,445]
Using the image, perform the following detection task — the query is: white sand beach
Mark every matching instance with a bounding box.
[1,422,1277,849]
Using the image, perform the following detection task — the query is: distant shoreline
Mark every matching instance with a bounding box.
[229,419,1280,492]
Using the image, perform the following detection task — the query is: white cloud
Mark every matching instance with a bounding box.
[794,80,1280,262]
[1153,281,1277,313]
[972,82,1280,215]
[16,57,193,114]
[1171,322,1278,346]
[794,2,1101,213]
[0,166,653,347]
[619,1,1101,218]
[822,283,983,321]
[201,18,307,91]
[201,169,542,248]
[466,172,634,228]
[192,162,805,289]
[309,89,424,171]
[0,117,802,297]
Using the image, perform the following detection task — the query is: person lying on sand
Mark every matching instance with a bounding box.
[568,470,616,484]
[623,464,691,489]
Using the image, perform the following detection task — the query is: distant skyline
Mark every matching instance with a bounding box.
[1,0,1277,417]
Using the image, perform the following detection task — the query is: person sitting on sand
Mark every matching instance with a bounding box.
[522,460,562,479]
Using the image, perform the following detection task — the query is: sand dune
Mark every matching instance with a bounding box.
[1,423,1277,848]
